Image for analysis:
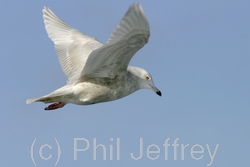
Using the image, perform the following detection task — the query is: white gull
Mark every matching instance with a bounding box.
[26,3,161,110]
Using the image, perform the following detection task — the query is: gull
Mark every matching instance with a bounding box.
[26,3,161,110]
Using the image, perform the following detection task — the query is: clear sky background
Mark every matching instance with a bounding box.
[1,0,249,166]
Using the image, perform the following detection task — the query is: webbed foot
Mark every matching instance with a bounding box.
[44,102,66,110]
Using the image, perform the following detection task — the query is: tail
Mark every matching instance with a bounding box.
[26,86,73,104]
[26,95,68,105]
[26,97,41,104]
[26,95,57,104]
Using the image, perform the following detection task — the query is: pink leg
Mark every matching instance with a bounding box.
[44,102,66,110]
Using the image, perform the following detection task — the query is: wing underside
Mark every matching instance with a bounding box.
[43,7,103,83]
[79,3,150,79]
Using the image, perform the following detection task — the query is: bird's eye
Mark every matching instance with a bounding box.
[146,75,150,80]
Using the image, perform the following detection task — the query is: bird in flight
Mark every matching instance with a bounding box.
[26,3,161,110]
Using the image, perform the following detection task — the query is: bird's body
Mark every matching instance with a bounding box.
[27,3,161,110]
[28,69,139,105]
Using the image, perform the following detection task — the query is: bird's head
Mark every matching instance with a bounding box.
[128,66,162,96]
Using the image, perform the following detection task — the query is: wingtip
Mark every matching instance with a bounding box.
[131,2,143,10]
[42,6,52,14]
[43,6,47,12]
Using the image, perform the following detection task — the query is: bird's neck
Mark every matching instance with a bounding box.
[124,71,141,94]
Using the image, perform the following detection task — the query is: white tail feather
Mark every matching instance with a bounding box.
[26,98,39,104]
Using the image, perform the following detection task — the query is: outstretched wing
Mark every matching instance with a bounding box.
[79,3,150,79]
[43,7,103,83]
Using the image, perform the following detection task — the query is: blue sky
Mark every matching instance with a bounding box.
[1,0,249,166]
